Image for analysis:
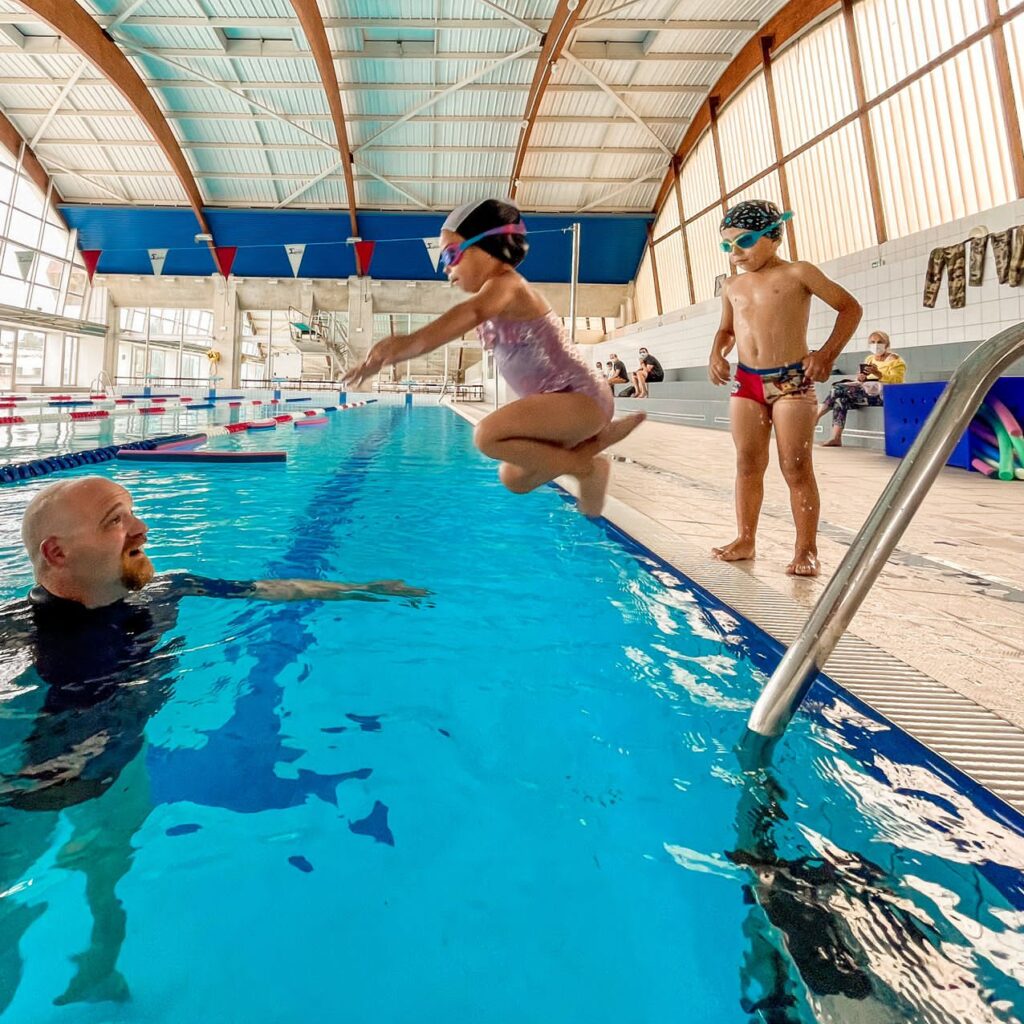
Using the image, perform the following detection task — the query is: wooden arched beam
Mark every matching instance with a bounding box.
[508,0,590,200]
[289,0,359,243]
[652,0,837,213]
[17,0,210,235]
[0,107,65,223]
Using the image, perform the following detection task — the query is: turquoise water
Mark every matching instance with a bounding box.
[0,406,1022,1023]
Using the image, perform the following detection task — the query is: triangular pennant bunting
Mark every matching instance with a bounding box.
[422,237,442,272]
[81,250,101,282]
[354,240,375,276]
[14,249,34,281]
[148,248,168,277]
[285,243,306,277]
[214,246,238,278]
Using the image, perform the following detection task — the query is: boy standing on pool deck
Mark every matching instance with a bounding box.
[708,200,862,577]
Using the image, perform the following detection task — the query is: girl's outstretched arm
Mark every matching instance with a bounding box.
[344,275,518,386]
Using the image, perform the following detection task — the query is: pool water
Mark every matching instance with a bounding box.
[0,406,1022,1023]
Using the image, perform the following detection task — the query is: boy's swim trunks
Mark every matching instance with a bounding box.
[732,361,815,406]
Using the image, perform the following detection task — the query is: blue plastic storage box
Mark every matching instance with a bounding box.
[883,377,1024,471]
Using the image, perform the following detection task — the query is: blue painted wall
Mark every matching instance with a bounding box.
[59,206,652,284]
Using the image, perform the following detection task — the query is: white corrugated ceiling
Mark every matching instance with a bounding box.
[0,0,789,213]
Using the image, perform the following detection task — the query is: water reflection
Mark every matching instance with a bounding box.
[732,734,1021,1023]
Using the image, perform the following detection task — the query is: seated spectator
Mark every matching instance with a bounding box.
[817,330,906,447]
[595,361,604,378]
[607,354,628,384]
[633,347,665,398]
[606,353,629,395]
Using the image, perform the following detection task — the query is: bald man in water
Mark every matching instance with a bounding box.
[21,475,424,610]
[0,476,425,1010]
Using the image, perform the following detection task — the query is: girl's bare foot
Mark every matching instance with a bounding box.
[787,551,820,576]
[574,412,646,459]
[576,455,611,517]
[822,438,842,447]
[712,539,756,561]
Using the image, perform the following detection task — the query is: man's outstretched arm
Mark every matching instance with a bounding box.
[166,574,429,603]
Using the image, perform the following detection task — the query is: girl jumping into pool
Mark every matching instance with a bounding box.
[343,199,645,516]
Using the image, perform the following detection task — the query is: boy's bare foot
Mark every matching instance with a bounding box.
[575,412,646,459]
[712,539,756,561]
[576,455,611,517]
[822,438,842,447]
[787,551,820,576]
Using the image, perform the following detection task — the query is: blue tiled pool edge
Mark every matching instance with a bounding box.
[595,503,1024,838]
[448,401,1024,840]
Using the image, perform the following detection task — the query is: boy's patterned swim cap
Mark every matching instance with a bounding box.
[721,199,785,241]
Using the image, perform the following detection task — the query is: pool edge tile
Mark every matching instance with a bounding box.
[447,402,1024,818]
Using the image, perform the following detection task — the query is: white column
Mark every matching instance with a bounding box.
[212,274,240,388]
[102,292,118,382]
[347,275,373,386]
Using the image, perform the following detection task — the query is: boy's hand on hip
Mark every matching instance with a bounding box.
[709,353,731,385]
[802,350,833,383]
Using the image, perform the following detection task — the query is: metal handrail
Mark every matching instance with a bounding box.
[747,322,1024,738]
[90,370,114,394]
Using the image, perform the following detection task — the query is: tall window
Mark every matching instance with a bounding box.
[869,40,1015,237]
[633,249,658,321]
[652,230,689,313]
[773,15,857,153]
[61,335,78,386]
[716,76,775,193]
[115,307,215,384]
[787,123,875,263]
[0,327,14,387]
[1004,12,1024,137]
[854,0,988,99]
[678,132,719,219]
[14,329,44,385]
[631,0,1023,322]
[652,190,680,242]
[687,209,727,305]
[0,147,86,320]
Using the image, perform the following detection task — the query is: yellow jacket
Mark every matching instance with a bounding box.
[866,353,906,385]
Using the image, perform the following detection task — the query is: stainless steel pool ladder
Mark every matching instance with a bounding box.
[747,321,1024,738]
[91,370,114,396]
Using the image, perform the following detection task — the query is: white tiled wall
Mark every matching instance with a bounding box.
[594,199,1024,372]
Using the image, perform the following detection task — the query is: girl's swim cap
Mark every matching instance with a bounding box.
[442,198,529,266]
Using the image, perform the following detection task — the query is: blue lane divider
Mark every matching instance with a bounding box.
[209,395,244,402]
[48,399,95,406]
[284,395,312,403]
[122,393,181,399]
[184,402,215,410]
[0,433,192,485]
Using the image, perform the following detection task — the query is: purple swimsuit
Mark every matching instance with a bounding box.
[477,311,614,420]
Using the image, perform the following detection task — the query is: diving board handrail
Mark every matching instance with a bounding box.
[747,321,1024,738]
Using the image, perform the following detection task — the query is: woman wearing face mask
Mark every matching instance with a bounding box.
[817,330,906,447]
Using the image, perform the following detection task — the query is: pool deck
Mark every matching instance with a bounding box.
[452,403,1024,814]
[602,421,1024,719]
